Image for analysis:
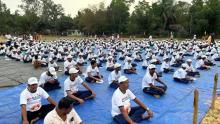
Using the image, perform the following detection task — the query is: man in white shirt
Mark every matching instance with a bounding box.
[123,58,137,74]
[185,59,200,77]
[39,67,61,92]
[64,68,96,105]
[85,60,102,83]
[173,64,194,83]
[106,56,115,71]
[160,57,174,73]
[142,64,167,97]
[195,55,210,70]
[112,76,153,124]
[20,77,57,124]
[108,63,121,89]
[64,55,81,75]
[44,97,82,124]
[48,58,59,71]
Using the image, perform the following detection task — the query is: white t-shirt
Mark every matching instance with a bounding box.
[64,60,77,72]
[111,88,136,117]
[44,108,82,124]
[186,64,195,72]
[160,61,170,72]
[85,65,99,77]
[142,72,157,89]
[142,60,149,67]
[173,68,187,79]
[20,87,49,112]
[123,62,132,70]
[106,61,114,69]
[195,59,204,69]
[108,71,121,84]
[64,76,83,97]
[39,72,57,86]
[48,62,58,68]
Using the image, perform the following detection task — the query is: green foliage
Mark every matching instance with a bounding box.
[0,0,220,37]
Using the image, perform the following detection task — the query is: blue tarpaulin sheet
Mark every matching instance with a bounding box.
[0,58,220,124]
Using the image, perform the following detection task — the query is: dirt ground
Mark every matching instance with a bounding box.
[0,56,67,87]
[201,97,220,124]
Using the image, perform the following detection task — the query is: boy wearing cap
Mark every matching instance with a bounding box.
[112,76,153,124]
[20,77,57,124]
[64,68,96,105]
[39,67,61,92]
[85,60,103,83]
[142,64,167,96]
[173,64,195,83]
[108,63,122,89]
[44,97,82,124]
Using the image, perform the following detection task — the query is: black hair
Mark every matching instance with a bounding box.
[58,97,73,109]
[91,60,96,65]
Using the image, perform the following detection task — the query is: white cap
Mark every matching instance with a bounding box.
[148,64,156,69]
[114,63,121,68]
[201,55,207,58]
[108,56,113,59]
[49,67,57,76]
[186,59,192,62]
[69,68,79,74]
[67,55,72,58]
[118,76,128,83]
[127,57,132,61]
[48,58,53,61]
[182,63,187,68]
[163,57,169,60]
[27,77,38,85]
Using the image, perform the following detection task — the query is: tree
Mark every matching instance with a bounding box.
[107,0,130,34]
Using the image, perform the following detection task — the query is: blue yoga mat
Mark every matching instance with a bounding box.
[0,59,220,124]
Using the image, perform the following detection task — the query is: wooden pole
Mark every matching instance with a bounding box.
[193,89,199,124]
[211,73,218,109]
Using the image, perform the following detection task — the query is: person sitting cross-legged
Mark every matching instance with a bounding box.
[112,76,153,124]
[173,63,195,83]
[64,68,96,105]
[20,77,57,124]
[142,64,167,97]
[108,63,122,89]
[39,67,61,92]
[123,57,137,74]
[85,60,103,83]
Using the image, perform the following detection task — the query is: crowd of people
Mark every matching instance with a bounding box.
[1,35,220,124]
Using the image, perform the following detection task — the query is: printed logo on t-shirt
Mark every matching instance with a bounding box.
[122,96,129,102]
